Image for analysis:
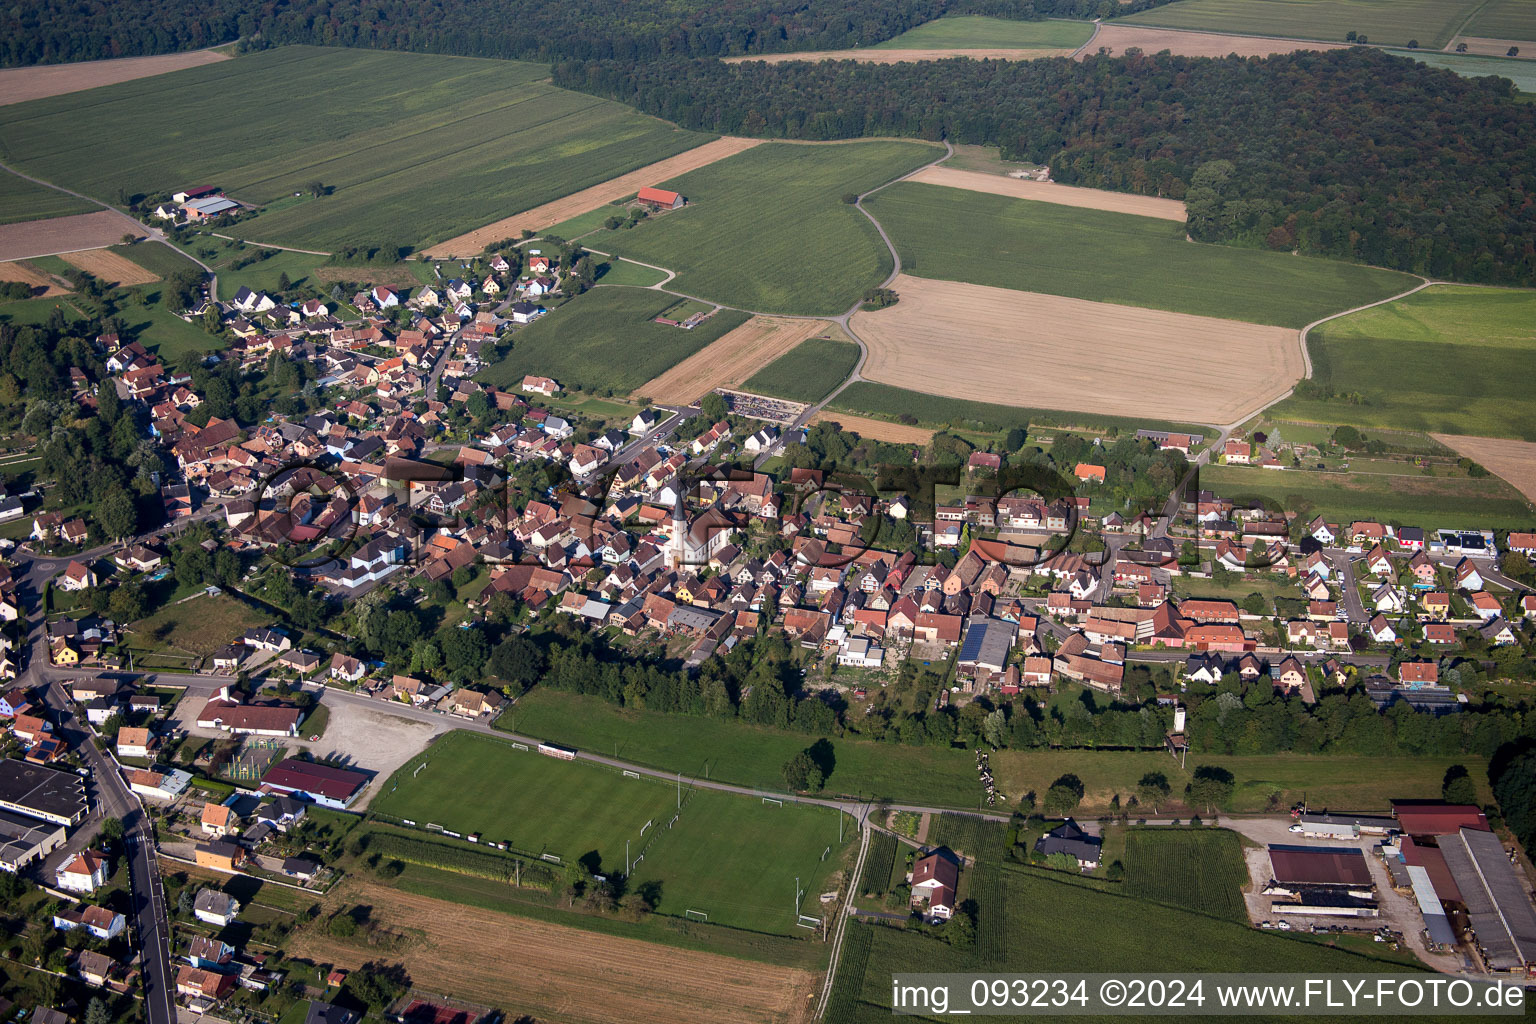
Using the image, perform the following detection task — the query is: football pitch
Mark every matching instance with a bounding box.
[374,731,852,933]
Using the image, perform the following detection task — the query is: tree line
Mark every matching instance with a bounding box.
[2,0,1179,67]
[553,47,1536,286]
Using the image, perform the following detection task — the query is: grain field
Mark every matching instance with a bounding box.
[0,210,146,261]
[726,47,1076,63]
[850,275,1301,426]
[0,48,230,106]
[61,248,158,285]
[287,880,818,1024]
[635,316,833,404]
[0,260,69,297]
[908,165,1187,221]
[424,137,762,257]
[808,411,936,444]
[1430,434,1536,503]
[1086,24,1348,58]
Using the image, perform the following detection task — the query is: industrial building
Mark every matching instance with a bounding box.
[0,759,88,826]
[0,808,66,872]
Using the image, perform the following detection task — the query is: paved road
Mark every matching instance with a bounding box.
[1327,548,1368,624]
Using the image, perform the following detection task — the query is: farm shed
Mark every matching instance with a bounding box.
[1438,827,1536,972]
[1267,844,1372,888]
[637,186,685,209]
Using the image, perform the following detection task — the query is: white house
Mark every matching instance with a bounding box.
[371,285,400,308]
[194,889,241,927]
[1371,583,1405,614]
[743,427,779,453]
[521,375,558,397]
[837,637,884,669]
[57,561,96,592]
[629,410,661,436]
[54,906,125,941]
[55,850,109,893]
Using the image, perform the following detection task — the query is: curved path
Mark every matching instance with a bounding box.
[209,231,331,256]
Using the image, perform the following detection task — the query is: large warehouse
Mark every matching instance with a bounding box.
[0,759,88,827]
[1437,827,1536,973]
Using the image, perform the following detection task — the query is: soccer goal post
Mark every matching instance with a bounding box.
[685,909,709,922]
[762,797,783,807]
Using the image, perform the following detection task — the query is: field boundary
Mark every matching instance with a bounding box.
[907,164,1187,220]
[0,46,231,106]
[632,315,833,404]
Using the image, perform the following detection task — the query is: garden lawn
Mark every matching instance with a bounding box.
[477,288,749,394]
[0,167,94,224]
[873,16,1094,49]
[1121,0,1483,48]
[598,141,942,315]
[864,182,1416,328]
[1272,285,1536,440]
[744,337,860,403]
[0,46,713,252]
[1199,462,1532,530]
[373,731,678,868]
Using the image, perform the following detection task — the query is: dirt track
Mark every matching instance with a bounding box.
[851,275,1301,426]
[0,48,230,106]
[62,248,158,285]
[424,137,762,257]
[0,260,69,297]
[289,879,818,1024]
[1085,24,1347,58]
[635,316,832,404]
[908,165,1187,221]
[1430,434,1536,503]
[809,411,935,444]
[727,47,1074,64]
[0,210,146,261]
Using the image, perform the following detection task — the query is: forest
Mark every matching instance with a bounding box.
[555,47,1536,285]
[2,0,1176,67]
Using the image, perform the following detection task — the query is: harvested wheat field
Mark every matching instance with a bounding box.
[909,165,1186,221]
[287,880,818,1024]
[0,260,69,297]
[1432,434,1536,504]
[809,411,936,444]
[851,275,1301,425]
[425,136,762,257]
[61,248,158,286]
[635,316,832,404]
[1086,24,1346,58]
[727,47,1075,64]
[0,48,229,106]
[1455,36,1536,56]
[0,210,145,262]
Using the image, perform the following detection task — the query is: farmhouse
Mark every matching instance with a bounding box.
[910,847,959,920]
[637,186,685,210]
[1034,818,1102,870]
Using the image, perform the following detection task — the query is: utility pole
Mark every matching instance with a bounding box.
[626,839,630,876]
[677,772,681,809]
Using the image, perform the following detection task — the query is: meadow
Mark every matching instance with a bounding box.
[1273,285,1536,440]
[833,380,1208,437]
[865,182,1416,328]
[872,16,1094,49]
[597,141,942,315]
[1199,462,1532,530]
[478,288,750,394]
[0,46,713,251]
[743,337,860,403]
[504,690,1484,812]
[374,730,851,933]
[0,168,94,224]
[1120,0,1485,48]
[1123,828,1248,922]
[595,259,670,287]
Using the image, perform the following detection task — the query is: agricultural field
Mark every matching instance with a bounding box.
[1430,434,1536,503]
[909,165,1186,220]
[0,46,714,252]
[806,412,934,444]
[1460,0,1536,42]
[851,275,1301,425]
[0,260,68,297]
[60,248,157,286]
[1121,0,1484,48]
[289,878,819,1024]
[598,141,942,315]
[1273,285,1536,440]
[0,209,143,261]
[595,259,670,287]
[0,169,95,224]
[504,690,1483,812]
[0,48,229,106]
[744,337,861,404]
[833,381,1209,437]
[374,731,851,933]
[1088,23,1348,57]
[636,315,832,404]
[1199,463,1532,530]
[424,136,757,257]
[1394,50,1536,92]
[873,16,1094,49]
[1123,829,1248,922]
[110,240,201,279]
[478,288,750,395]
[864,182,1416,328]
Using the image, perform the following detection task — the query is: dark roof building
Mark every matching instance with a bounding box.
[1438,827,1536,972]
[1034,819,1102,867]
[261,758,369,809]
[0,759,89,826]
[1267,844,1372,888]
[1393,802,1490,837]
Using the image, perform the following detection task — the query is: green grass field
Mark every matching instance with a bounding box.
[1273,285,1536,439]
[834,380,1210,437]
[873,16,1094,49]
[598,141,942,315]
[1394,50,1536,92]
[1123,829,1248,922]
[594,258,669,287]
[0,167,95,224]
[477,288,750,394]
[128,592,268,658]
[111,240,201,279]
[865,182,1416,328]
[375,731,850,932]
[1121,0,1484,48]
[504,690,1486,812]
[1462,0,1536,40]
[743,337,860,403]
[0,46,713,252]
[1200,462,1532,530]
